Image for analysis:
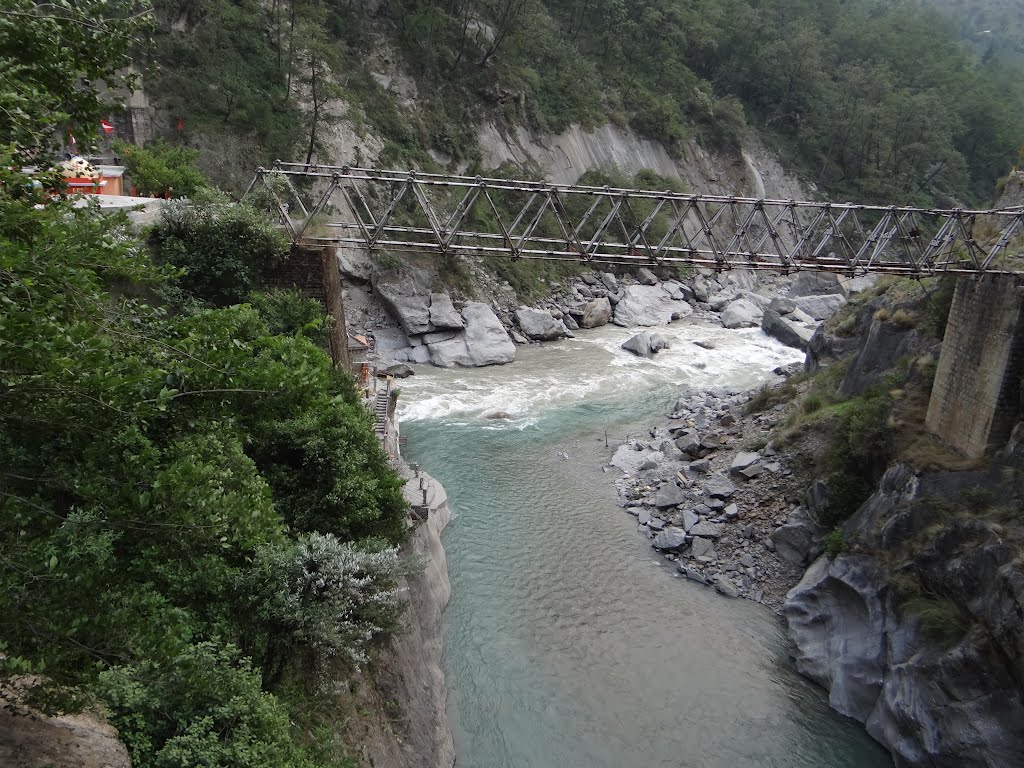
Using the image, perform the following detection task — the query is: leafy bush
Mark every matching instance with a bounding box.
[98,642,315,768]
[249,289,331,346]
[116,140,211,199]
[824,527,846,558]
[823,394,893,524]
[236,534,407,687]
[247,403,408,544]
[154,201,289,305]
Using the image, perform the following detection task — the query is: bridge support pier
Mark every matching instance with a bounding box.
[926,275,1024,458]
[284,244,351,370]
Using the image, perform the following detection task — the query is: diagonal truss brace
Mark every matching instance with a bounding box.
[246,164,1024,276]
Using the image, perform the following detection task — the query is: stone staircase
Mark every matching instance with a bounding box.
[373,383,389,439]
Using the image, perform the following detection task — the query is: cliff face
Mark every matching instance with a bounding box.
[785,294,1024,768]
[357,469,455,768]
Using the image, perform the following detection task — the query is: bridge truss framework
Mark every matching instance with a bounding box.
[246,162,1024,276]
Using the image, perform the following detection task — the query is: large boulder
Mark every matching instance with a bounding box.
[429,292,464,329]
[652,526,688,552]
[636,267,658,285]
[375,279,433,335]
[761,308,816,351]
[613,285,692,327]
[429,303,515,367]
[770,509,823,565]
[337,247,373,282]
[793,293,846,322]
[621,332,670,359]
[788,271,848,298]
[652,482,688,508]
[515,307,567,341]
[720,298,763,329]
[580,297,612,328]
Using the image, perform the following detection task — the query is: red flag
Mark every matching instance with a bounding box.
[100,119,114,134]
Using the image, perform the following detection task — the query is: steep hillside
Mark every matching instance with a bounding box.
[139,0,1024,204]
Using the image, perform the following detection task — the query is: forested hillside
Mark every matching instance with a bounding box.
[147,0,1024,203]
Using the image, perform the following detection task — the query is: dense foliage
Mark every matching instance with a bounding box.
[115,140,212,198]
[0,0,149,158]
[153,199,291,304]
[146,0,1024,204]
[0,157,409,762]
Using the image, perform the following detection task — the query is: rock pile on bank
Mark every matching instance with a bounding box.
[612,382,826,612]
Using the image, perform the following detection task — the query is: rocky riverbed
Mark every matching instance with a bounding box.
[610,369,827,612]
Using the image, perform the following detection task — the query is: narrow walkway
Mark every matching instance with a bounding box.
[372,381,389,439]
[402,469,447,523]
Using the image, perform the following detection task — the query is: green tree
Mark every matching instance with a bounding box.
[116,140,211,198]
[0,0,150,158]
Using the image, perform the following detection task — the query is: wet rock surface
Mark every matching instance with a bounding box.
[612,384,813,613]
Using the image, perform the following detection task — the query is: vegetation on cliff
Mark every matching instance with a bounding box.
[145,0,1024,203]
[1,5,411,765]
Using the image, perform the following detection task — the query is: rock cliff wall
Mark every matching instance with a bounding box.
[785,463,1024,768]
[360,467,455,768]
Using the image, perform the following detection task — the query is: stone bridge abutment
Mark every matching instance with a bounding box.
[926,275,1024,458]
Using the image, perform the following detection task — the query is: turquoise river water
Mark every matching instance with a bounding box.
[397,319,892,768]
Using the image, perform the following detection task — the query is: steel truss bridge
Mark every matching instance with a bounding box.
[246,162,1024,275]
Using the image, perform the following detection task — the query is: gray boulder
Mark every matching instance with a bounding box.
[375,279,433,335]
[682,509,700,531]
[653,483,687,509]
[769,296,796,315]
[793,293,846,322]
[601,272,619,291]
[636,267,658,285]
[429,303,515,367]
[761,308,816,351]
[771,521,818,565]
[730,452,761,474]
[788,271,848,298]
[691,537,717,559]
[613,285,692,327]
[337,247,373,282]
[515,307,567,341]
[580,297,612,328]
[690,521,725,539]
[429,293,464,329]
[621,332,670,358]
[712,574,740,598]
[372,327,413,355]
[703,473,737,499]
[652,526,688,552]
[720,298,763,329]
[675,433,701,456]
[383,362,415,378]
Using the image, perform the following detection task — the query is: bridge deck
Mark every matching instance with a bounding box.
[246,163,1024,275]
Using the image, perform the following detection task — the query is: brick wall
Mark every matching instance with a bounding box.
[266,246,327,304]
[925,275,1024,458]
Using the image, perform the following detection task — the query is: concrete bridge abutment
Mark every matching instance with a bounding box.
[926,275,1024,458]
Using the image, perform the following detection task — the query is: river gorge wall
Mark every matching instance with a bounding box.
[360,463,455,768]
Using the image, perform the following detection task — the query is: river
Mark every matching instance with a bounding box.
[397,319,892,768]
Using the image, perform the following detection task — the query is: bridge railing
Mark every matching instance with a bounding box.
[244,163,1024,275]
